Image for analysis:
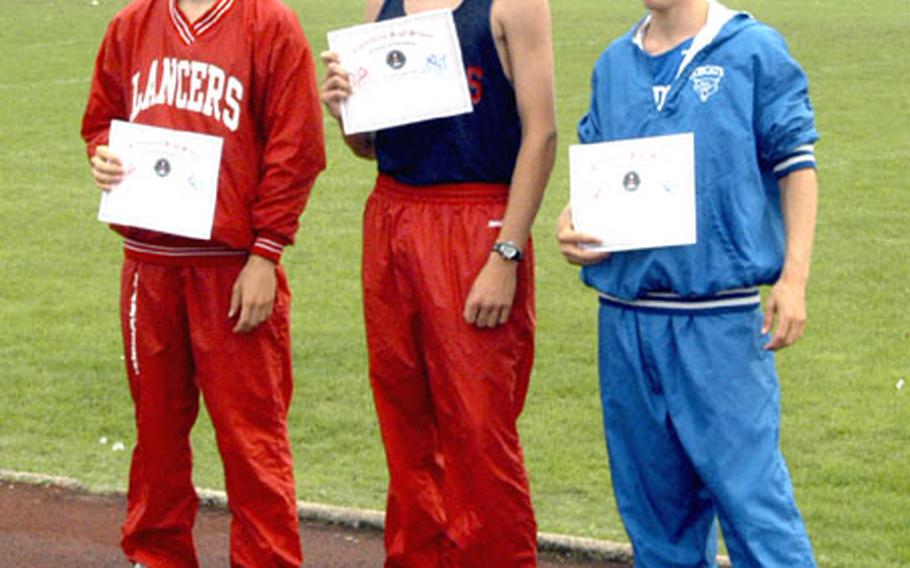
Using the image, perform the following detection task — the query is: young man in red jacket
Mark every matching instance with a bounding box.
[82,0,325,565]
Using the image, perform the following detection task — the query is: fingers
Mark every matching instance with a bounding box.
[463,302,480,326]
[557,225,610,265]
[90,146,126,191]
[765,322,788,351]
[557,229,603,247]
[463,287,512,329]
[228,281,241,319]
[230,256,278,333]
[462,256,517,329]
[788,317,807,346]
[761,297,776,336]
[322,78,352,106]
[764,327,784,351]
[230,284,275,333]
[233,299,274,334]
[320,50,339,66]
[476,304,507,328]
[765,313,806,351]
[558,238,611,266]
[498,304,511,326]
[322,64,352,94]
[320,51,352,120]
[464,299,509,329]
[556,203,609,265]
[763,297,807,351]
[231,285,274,333]
[557,203,573,228]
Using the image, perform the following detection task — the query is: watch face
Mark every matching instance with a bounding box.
[494,242,521,261]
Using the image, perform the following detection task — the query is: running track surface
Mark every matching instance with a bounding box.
[0,481,629,567]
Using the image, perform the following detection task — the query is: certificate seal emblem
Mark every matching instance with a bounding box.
[386,49,407,70]
[623,171,641,192]
[154,158,171,178]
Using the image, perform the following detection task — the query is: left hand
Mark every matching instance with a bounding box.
[556,204,610,266]
[229,255,278,334]
[463,254,519,329]
[90,145,127,191]
[762,277,808,350]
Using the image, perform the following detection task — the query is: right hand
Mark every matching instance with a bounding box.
[463,253,519,329]
[229,254,278,334]
[319,51,352,122]
[90,145,125,191]
[556,204,611,266]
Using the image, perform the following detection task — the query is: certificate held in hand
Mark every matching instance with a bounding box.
[98,120,223,240]
[569,132,697,253]
[327,9,474,134]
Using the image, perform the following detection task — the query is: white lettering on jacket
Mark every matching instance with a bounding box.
[129,58,244,131]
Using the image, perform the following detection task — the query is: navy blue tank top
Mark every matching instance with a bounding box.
[375,0,522,186]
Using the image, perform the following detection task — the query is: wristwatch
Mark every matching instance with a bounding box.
[492,240,524,262]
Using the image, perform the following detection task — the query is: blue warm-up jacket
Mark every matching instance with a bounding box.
[578,1,819,301]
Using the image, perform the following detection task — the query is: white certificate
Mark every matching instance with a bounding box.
[327,9,473,134]
[569,132,697,252]
[98,120,223,240]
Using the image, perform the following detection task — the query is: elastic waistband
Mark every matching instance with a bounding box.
[598,287,761,314]
[124,239,248,266]
[375,174,509,203]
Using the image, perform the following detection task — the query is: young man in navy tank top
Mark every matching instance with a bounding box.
[321,0,556,566]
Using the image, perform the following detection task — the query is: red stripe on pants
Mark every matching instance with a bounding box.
[118,257,302,568]
[363,176,538,568]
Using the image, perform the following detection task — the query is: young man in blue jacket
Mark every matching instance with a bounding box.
[557,0,818,566]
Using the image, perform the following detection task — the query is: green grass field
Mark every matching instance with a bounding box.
[1,0,908,565]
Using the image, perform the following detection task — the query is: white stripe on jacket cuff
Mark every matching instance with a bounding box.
[252,237,285,263]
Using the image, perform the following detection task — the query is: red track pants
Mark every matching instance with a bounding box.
[363,176,538,568]
[118,255,302,568]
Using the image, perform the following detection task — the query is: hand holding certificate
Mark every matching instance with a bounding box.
[569,133,697,253]
[327,9,473,134]
[98,120,223,240]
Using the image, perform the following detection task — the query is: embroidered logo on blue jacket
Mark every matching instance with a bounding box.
[690,65,725,102]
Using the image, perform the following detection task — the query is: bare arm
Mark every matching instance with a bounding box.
[490,0,557,249]
[463,0,557,328]
[318,0,385,159]
[763,168,818,350]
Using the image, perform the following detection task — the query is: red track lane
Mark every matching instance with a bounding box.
[0,482,627,567]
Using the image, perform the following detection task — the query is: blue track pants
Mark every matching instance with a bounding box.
[598,301,816,567]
